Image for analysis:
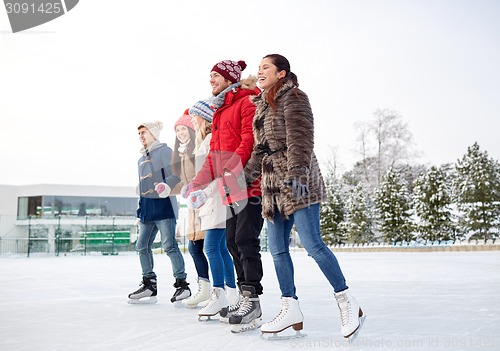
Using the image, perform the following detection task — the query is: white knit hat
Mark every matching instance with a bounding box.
[138,121,163,140]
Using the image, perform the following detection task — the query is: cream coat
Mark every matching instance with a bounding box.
[195,134,226,230]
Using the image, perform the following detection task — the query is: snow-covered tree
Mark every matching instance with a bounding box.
[414,166,455,242]
[374,167,415,242]
[453,143,500,240]
[320,173,347,245]
[344,184,374,243]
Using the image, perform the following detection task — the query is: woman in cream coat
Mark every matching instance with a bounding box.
[184,99,238,319]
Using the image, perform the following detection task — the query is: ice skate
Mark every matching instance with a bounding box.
[335,289,366,343]
[261,297,306,340]
[219,289,243,324]
[229,285,262,333]
[171,278,191,303]
[182,278,211,308]
[225,286,239,306]
[127,277,158,304]
[198,287,228,321]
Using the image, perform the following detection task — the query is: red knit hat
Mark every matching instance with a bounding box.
[174,109,195,131]
[211,60,247,83]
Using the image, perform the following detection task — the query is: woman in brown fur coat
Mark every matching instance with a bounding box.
[244,54,365,340]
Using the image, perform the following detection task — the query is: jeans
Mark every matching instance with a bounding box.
[226,197,264,294]
[267,203,347,298]
[204,229,236,289]
[136,218,186,280]
[188,239,209,280]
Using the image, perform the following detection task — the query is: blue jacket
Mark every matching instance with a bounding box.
[137,142,180,222]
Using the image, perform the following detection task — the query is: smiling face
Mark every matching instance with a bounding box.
[175,125,191,144]
[210,71,233,96]
[257,57,286,91]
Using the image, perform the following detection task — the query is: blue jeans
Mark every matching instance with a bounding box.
[136,218,186,280]
[267,204,348,298]
[188,239,209,280]
[204,229,236,288]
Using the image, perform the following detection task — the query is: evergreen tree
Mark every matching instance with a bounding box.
[345,184,374,243]
[414,166,455,242]
[453,142,500,240]
[320,174,347,245]
[374,167,415,242]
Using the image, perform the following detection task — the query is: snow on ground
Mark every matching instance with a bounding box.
[1,250,499,351]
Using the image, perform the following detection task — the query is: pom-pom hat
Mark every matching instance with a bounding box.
[138,121,163,140]
[211,60,247,83]
[174,109,195,131]
[189,99,215,123]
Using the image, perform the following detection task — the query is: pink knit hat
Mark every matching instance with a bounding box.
[174,109,195,131]
[211,60,247,83]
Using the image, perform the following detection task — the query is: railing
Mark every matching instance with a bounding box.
[0,236,137,258]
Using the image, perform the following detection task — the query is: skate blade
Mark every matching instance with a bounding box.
[127,296,158,304]
[230,318,262,333]
[346,314,366,344]
[198,314,217,322]
[261,330,306,341]
[219,317,229,324]
[171,295,190,303]
[182,301,202,309]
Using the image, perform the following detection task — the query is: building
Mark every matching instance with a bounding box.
[0,184,189,257]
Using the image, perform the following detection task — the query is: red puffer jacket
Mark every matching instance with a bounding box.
[192,77,262,205]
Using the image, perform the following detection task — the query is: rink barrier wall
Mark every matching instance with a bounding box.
[328,240,500,252]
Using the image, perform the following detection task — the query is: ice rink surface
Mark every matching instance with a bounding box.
[1,250,499,351]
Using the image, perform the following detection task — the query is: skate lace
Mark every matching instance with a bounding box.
[268,299,289,325]
[205,289,220,309]
[234,296,251,316]
[228,294,243,312]
[191,281,203,298]
[336,293,351,326]
[131,282,147,295]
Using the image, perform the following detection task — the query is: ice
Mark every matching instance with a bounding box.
[1,250,499,351]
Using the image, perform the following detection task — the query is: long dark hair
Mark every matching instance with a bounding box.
[263,54,299,110]
[171,128,196,177]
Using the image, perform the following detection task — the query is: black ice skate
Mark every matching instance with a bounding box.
[229,285,262,333]
[127,277,158,304]
[171,278,191,303]
[219,290,243,323]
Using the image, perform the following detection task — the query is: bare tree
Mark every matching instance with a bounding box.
[354,108,416,191]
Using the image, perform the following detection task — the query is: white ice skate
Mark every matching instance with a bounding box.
[335,289,366,343]
[198,287,228,321]
[225,286,239,306]
[261,297,306,340]
[183,278,211,308]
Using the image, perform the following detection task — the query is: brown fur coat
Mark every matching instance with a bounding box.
[244,80,327,221]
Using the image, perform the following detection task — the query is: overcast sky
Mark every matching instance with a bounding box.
[1,0,499,187]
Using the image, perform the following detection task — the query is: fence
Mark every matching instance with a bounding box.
[0,235,137,258]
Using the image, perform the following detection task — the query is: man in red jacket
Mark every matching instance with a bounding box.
[185,59,264,333]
